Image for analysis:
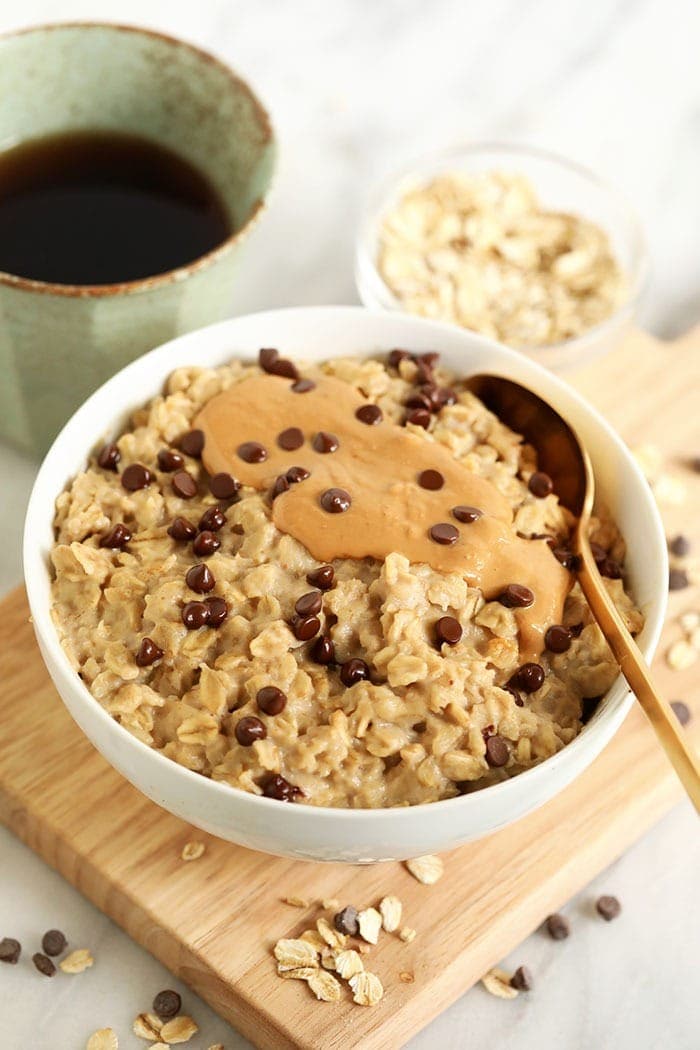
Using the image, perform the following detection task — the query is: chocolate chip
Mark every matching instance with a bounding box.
[528,471,553,498]
[136,637,163,667]
[388,349,411,368]
[271,475,290,500]
[340,658,370,687]
[429,523,459,545]
[333,906,359,936]
[498,584,535,608]
[356,404,383,425]
[178,429,205,458]
[509,662,545,694]
[669,534,691,557]
[594,550,622,578]
[435,616,462,646]
[258,347,298,379]
[121,463,152,491]
[172,470,198,499]
[692,456,700,473]
[580,695,601,724]
[295,590,323,617]
[32,952,56,976]
[307,564,335,590]
[238,441,268,463]
[99,523,131,549]
[186,563,215,593]
[168,516,197,541]
[418,469,444,490]
[503,683,524,707]
[182,601,210,630]
[671,700,691,726]
[260,772,301,801]
[484,734,509,767]
[510,966,533,991]
[291,614,321,641]
[192,530,221,557]
[311,635,335,664]
[417,351,440,368]
[209,472,239,500]
[452,505,482,524]
[286,465,310,483]
[545,625,572,653]
[291,378,315,393]
[153,989,181,1020]
[312,431,339,454]
[321,488,351,513]
[0,938,21,964]
[277,427,304,451]
[198,506,226,532]
[257,686,287,716]
[97,442,120,471]
[412,720,427,734]
[259,347,279,371]
[553,547,580,572]
[595,895,621,921]
[41,930,67,957]
[405,407,431,429]
[157,448,184,472]
[545,913,570,940]
[669,568,689,591]
[235,715,267,746]
[406,390,433,411]
[434,387,457,408]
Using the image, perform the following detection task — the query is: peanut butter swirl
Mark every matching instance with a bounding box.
[195,373,570,660]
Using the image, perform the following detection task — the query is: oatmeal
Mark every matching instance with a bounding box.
[50,349,643,807]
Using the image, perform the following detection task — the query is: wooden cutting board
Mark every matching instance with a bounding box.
[1,328,698,1050]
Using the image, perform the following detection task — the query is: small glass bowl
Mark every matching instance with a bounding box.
[355,142,649,372]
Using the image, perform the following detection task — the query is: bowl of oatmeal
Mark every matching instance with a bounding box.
[23,307,666,861]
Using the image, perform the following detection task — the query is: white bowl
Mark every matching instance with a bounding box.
[23,306,667,862]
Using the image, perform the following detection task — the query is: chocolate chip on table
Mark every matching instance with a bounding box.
[669,568,689,591]
[311,635,335,664]
[41,930,67,957]
[97,442,120,471]
[257,686,287,716]
[509,662,545,694]
[182,601,211,630]
[452,505,482,524]
[418,469,444,490]
[669,534,691,557]
[136,637,164,667]
[545,625,573,653]
[205,596,228,628]
[277,427,304,451]
[498,584,535,609]
[168,516,197,541]
[671,700,691,726]
[545,913,570,940]
[435,616,462,646]
[99,523,131,549]
[0,937,21,964]
[307,564,335,590]
[528,471,554,498]
[291,614,321,641]
[261,772,301,801]
[312,431,339,454]
[121,463,152,491]
[291,378,315,393]
[286,465,310,483]
[340,658,370,687]
[209,472,240,500]
[429,523,459,545]
[388,349,411,368]
[198,506,226,532]
[295,591,323,617]
[271,475,290,500]
[186,563,215,593]
[153,989,182,1020]
[334,906,360,936]
[510,965,533,992]
[238,441,268,463]
[157,448,184,472]
[171,470,198,499]
[235,715,267,746]
[484,734,509,767]
[32,952,56,977]
[178,428,205,458]
[192,530,221,557]
[356,404,383,425]
[321,488,351,513]
[595,895,622,921]
[405,407,431,429]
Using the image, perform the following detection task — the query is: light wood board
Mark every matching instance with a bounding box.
[1,327,698,1050]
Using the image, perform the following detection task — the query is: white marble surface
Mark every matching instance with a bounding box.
[1,1,699,1047]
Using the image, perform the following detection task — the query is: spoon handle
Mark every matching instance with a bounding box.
[576,542,700,813]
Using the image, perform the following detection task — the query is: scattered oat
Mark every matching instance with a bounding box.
[299,929,327,952]
[358,943,372,955]
[308,968,342,1002]
[320,947,337,970]
[357,907,382,945]
[159,1015,199,1044]
[207,1045,225,1050]
[349,970,384,1006]
[133,1013,162,1040]
[60,948,94,974]
[86,1031,118,1050]
[283,896,310,908]
[322,897,340,911]
[150,1044,170,1050]
[181,841,205,862]
[653,474,687,506]
[666,639,698,671]
[481,967,519,999]
[405,854,444,885]
[379,895,403,933]
[334,949,365,980]
[274,938,319,970]
[317,916,346,950]
[399,927,417,943]
[278,966,318,980]
[399,971,415,984]
[679,611,700,634]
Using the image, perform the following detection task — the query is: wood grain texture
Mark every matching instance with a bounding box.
[1,328,698,1050]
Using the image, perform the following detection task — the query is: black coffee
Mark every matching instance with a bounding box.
[0,130,231,285]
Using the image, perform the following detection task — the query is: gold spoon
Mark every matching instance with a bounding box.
[466,374,700,812]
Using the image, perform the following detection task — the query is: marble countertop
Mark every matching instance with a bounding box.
[1,1,699,1047]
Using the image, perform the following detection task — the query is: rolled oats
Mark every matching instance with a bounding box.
[279,966,318,980]
[379,895,403,933]
[159,1016,199,1044]
[349,970,384,1006]
[283,896,310,908]
[307,968,342,1002]
[180,841,205,862]
[399,971,415,984]
[481,967,520,999]
[133,1013,162,1040]
[86,1031,118,1050]
[274,938,319,970]
[60,948,94,974]
[334,949,365,980]
[357,907,382,945]
[317,916,346,950]
[405,854,444,885]
[399,927,417,944]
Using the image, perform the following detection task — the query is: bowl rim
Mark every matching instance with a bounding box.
[355,140,650,358]
[0,20,276,299]
[23,305,667,825]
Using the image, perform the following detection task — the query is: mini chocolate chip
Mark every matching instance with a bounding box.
[291,378,315,392]
[271,475,290,500]
[277,427,304,451]
[498,584,535,609]
[435,616,462,646]
[545,913,570,940]
[198,506,226,532]
[99,523,131,549]
[168,516,197,541]
[205,596,228,628]
[311,635,335,664]
[671,700,691,726]
[41,930,67,957]
[418,468,444,490]
[406,407,431,429]
[172,470,198,499]
[509,662,545,694]
[412,720,427,734]
[295,590,323,617]
[291,614,321,641]
[485,734,509,767]
[429,523,459,545]
[0,938,21,964]
[545,624,572,653]
[503,683,524,707]
[97,442,120,471]
[121,463,152,491]
[153,989,181,1020]
[193,530,221,557]
[334,906,359,936]
[528,471,553,498]
[388,349,411,368]
[260,772,301,801]
[510,966,533,991]
[313,431,339,454]
[669,534,691,557]
[340,658,370,687]
[596,895,621,921]
[355,404,383,425]
[307,564,335,590]
[235,715,267,746]
[186,563,215,593]
[157,448,184,472]
[136,637,163,667]
[209,472,240,500]
[259,347,279,371]
[434,386,457,408]
[599,556,622,580]
[178,429,205,458]
[182,601,211,630]
[452,505,483,524]
[669,568,689,591]
[270,358,298,379]
[321,488,351,513]
[238,441,268,463]
[32,952,56,976]
[553,547,581,571]
[286,465,310,483]
[257,686,287,716]
[406,390,433,411]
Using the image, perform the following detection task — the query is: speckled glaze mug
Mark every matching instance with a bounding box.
[0,23,275,456]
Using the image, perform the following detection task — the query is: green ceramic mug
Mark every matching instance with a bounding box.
[0,23,275,456]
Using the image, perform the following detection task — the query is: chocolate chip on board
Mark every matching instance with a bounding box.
[545,913,570,940]
[152,989,182,1020]
[0,937,21,964]
[32,952,56,976]
[595,895,622,921]
[333,906,360,936]
[41,929,67,957]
